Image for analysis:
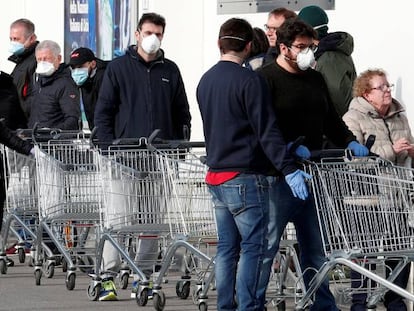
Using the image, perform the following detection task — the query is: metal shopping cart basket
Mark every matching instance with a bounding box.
[0,144,39,272]
[88,140,178,305]
[266,223,306,311]
[145,139,216,311]
[294,153,414,310]
[33,136,101,290]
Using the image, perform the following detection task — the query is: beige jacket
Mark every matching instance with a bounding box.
[343,96,414,166]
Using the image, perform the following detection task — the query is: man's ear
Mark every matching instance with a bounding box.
[244,41,252,55]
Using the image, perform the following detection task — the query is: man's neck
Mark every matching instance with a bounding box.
[276,55,299,74]
[221,53,244,65]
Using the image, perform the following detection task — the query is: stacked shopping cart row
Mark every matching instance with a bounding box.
[297,156,414,309]
[86,141,216,311]
[33,138,101,290]
[0,132,217,310]
[0,145,38,272]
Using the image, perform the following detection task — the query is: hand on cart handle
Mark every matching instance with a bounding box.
[288,140,311,160]
[285,169,312,200]
[347,141,369,157]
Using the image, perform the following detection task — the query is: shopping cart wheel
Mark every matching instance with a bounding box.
[153,291,166,311]
[45,263,55,278]
[176,280,191,299]
[18,248,26,263]
[119,273,129,289]
[277,300,286,311]
[62,258,68,272]
[66,273,76,290]
[35,269,42,285]
[0,259,7,274]
[136,288,149,306]
[87,283,101,301]
[192,287,202,304]
[198,301,208,311]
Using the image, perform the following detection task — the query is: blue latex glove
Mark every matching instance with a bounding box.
[285,170,312,200]
[347,141,369,157]
[287,142,311,160]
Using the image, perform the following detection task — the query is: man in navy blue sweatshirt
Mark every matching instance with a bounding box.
[197,17,310,311]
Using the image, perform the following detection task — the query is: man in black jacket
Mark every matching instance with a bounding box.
[28,40,80,130]
[94,12,191,148]
[0,71,27,129]
[8,18,39,119]
[69,47,109,131]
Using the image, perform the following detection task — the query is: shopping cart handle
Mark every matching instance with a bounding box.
[31,123,62,143]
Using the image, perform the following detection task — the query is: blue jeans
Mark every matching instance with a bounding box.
[208,174,270,311]
[257,177,339,311]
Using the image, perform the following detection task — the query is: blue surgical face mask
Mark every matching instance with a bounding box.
[9,41,25,55]
[71,67,89,86]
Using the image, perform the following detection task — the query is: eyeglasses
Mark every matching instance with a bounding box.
[370,84,394,92]
[290,43,318,54]
[264,24,278,33]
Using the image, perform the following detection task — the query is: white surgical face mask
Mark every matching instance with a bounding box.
[9,41,25,55]
[290,48,315,71]
[36,61,56,76]
[141,34,161,54]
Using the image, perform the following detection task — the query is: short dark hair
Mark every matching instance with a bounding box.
[276,18,316,53]
[249,27,269,58]
[137,13,166,33]
[218,18,253,54]
[268,7,297,20]
[10,18,35,37]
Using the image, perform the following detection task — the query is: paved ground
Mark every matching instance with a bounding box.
[1,252,408,311]
[0,253,218,311]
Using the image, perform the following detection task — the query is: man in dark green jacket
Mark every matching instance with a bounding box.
[298,5,357,117]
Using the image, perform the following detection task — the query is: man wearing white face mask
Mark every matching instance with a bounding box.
[94,12,191,301]
[256,18,368,310]
[27,40,80,130]
[69,47,109,131]
[95,12,191,148]
[8,18,39,120]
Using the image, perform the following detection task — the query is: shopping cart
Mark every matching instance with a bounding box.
[0,145,39,272]
[266,223,306,311]
[33,135,101,290]
[145,139,216,311]
[88,140,176,303]
[88,138,216,311]
[294,153,414,310]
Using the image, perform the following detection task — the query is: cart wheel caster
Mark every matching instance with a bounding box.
[277,300,286,311]
[136,288,149,306]
[18,248,26,263]
[153,291,166,311]
[66,273,76,290]
[199,302,208,311]
[119,273,129,289]
[87,283,101,301]
[176,280,191,299]
[35,269,42,285]
[62,258,68,272]
[0,259,7,274]
[45,263,55,278]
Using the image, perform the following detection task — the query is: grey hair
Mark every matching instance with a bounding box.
[36,40,61,57]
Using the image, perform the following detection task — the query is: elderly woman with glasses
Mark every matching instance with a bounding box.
[343,68,413,311]
[344,68,414,167]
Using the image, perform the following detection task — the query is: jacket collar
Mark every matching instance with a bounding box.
[8,41,39,64]
[349,96,404,119]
